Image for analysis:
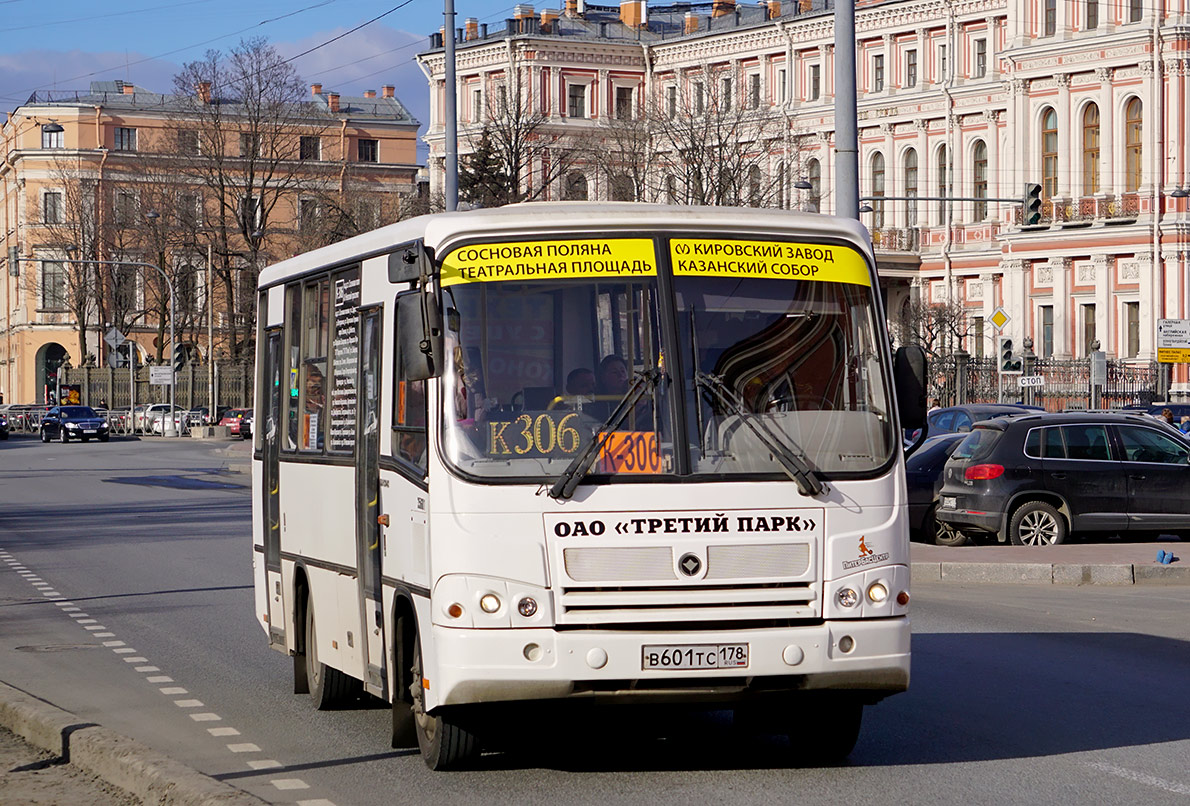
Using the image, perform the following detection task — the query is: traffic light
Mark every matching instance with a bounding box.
[1024,183,1043,225]
[172,345,186,373]
[7,246,18,277]
[999,337,1022,374]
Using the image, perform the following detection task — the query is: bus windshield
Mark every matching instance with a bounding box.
[438,234,894,482]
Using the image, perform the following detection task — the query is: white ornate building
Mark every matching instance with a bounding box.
[418,0,1190,389]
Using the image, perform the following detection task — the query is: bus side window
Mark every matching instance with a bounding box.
[393,302,428,474]
[299,279,329,452]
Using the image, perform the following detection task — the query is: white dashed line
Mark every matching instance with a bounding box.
[227,743,261,753]
[1085,762,1190,796]
[271,779,310,791]
[93,632,115,638]
[135,666,161,673]
[297,800,337,806]
[160,688,189,695]
[146,676,173,683]
[75,618,97,624]
[247,760,282,770]
[83,626,106,631]
[103,641,126,647]
[208,727,240,737]
[174,699,204,708]
[189,713,222,722]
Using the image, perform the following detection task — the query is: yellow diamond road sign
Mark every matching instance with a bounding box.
[989,307,1011,331]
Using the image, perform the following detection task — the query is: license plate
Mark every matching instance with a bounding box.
[941,496,957,510]
[642,643,748,671]
[83,429,96,434]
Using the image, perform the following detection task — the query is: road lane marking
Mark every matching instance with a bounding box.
[135,666,161,672]
[93,632,115,637]
[160,688,188,695]
[271,779,310,791]
[174,699,204,708]
[227,743,261,753]
[247,760,282,770]
[75,618,97,624]
[84,626,106,631]
[297,800,338,806]
[146,676,173,683]
[189,713,221,722]
[1085,762,1190,796]
[209,728,240,737]
[103,641,126,647]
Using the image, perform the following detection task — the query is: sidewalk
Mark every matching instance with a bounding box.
[911,538,1188,585]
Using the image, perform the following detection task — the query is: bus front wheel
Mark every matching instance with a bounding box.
[410,641,479,770]
[786,695,864,764]
[304,593,355,709]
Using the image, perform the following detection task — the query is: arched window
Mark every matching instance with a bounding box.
[807,159,821,213]
[904,149,918,224]
[1125,98,1142,192]
[936,145,949,223]
[610,173,634,202]
[972,140,988,221]
[748,164,762,207]
[564,172,588,201]
[871,152,885,230]
[1082,103,1099,195]
[1041,107,1058,199]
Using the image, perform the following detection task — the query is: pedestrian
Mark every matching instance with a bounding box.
[928,398,942,412]
[1161,407,1175,426]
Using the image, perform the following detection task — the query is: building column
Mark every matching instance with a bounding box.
[1008,78,1026,210]
[881,121,895,229]
[1091,254,1111,356]
[1140,59,1156,195]
[1051,258,1071,357]
[1056,73,1072,202]
[1137,252,1156,358]
[1000,258,1028,342]
[913,118,929,228]
[818,131,833,215]
[986,109,1001,222]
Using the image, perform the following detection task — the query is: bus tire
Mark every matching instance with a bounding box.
[786,696,863,764]
[411,641,479,770]
[304,593,355,709]
[391,610,417,749]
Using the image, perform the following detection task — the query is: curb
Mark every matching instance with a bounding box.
[0,681,268,805]
[912,561,1190,585]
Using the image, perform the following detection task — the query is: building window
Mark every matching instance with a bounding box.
[936,145,949,223]
[1040,305,1054,357]
[354,199,381,231]
[975,39,987,78]
[610,174,634,202]
[564,172,588,201]
[748,73,761,110]
[666,174,679,204]
[747,164,762,206]
[300,136,321,161]
[179,130,200,155]
[720,76,732,109]
[938,43,947,81]
[240,133,261,159]
[114,190,137,225]
[777,68,787,102]
[973,317,985,358]
[807,159,821,213]
[1082,303,1097,356]
[177,265,199,314]
[1124,301,1140,357]
[298,198,319,231]
[1125,98,1142,192]
[494,84,507,116]
[41,261,67,310]
[905,148,919,224]
[1042,107,1058,200]
[471,88,482,122]
[1086,0,1098,29]
[357,138,379,163]
[872,54,885,92]
[693,81,705,116]
[615,86,634,120]
[114,127,137,151]
[177,193,201,229]
[568,83,586,118]
[809,64,820,100]
[1082,104,1100,195]
[240,195,261,230]
[973,140,988,221]
[1129,0,1142,22]
[41,126,63,149]
[1044,0,1057,35]
[871,151,885,230]
[906,50,917,88]
[43,191,63,224]
[666,85,677,118]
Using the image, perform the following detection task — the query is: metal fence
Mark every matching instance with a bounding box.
[927,352,1164,411]
[59,362,253,412]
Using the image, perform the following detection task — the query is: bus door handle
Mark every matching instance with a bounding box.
[377,514,390,527]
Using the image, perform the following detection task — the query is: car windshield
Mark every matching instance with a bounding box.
[437,234,893,482]
[61,406,98,418]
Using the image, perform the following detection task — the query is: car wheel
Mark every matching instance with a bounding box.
[41,429,49,443]
[1009,501,1067,546]
[98,434,109,443]
[58,427,68,444]
[930,505,969,547]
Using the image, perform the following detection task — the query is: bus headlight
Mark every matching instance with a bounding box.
[479,594,501,614]
[866,582,889,603]
[433,575,553,628]
[836,587,859,608]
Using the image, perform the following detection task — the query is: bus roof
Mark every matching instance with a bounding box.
[257,202,874,289]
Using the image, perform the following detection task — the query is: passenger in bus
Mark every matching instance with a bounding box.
[597,355,631,396]
[566,368,596,397]
[303,362,325,450]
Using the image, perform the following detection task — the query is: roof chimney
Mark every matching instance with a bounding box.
[712,0,736,17]
[565,0,584,15]
[685,12,700,33]
[311,83,322,96]
[328,92,340,113]
[363,90,376,98]
[767,0,781,18]
[382,85,395,99]
[196,81,211,104]
[514,4,535,18]
[541,9,560,31]
[465,17,479,39]
[620,1,645,28]
[122,83,135,95]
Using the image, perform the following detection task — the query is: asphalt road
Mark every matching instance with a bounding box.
[1,434,1188,805]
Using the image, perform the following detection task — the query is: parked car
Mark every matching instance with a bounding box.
[937,412,1190,546]
[219,408,253,438]
[141,404,189,434]
[925,404,1044,435]
[189,405,233,427]
[0,409,8,440]
[905,433,968,546]
[39,405,110,443]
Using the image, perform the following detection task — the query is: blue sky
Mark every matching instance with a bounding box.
[0,1,524,155]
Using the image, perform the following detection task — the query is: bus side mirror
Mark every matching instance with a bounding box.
[397,290,442,381]
[893,344,927,431]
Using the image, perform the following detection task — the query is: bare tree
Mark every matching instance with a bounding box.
[651,66,787,207]
[168,37,334,360]
[893,296,973,361]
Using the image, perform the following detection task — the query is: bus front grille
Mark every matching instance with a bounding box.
[557,582,820,625]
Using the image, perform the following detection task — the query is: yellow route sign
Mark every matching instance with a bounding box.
[670,238,871,286]
[1158,348,1190,364]
[441,238,656,286]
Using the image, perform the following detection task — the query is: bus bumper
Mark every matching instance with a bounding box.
[428,617,909,708]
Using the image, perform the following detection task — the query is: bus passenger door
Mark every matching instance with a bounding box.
[356,308,386,696]
[262,329,285,647]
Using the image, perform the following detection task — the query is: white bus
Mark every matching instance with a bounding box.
[252,203,926,769]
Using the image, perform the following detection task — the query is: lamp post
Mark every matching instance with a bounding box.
[65,250,177,436]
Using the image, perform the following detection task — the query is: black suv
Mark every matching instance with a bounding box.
[937,412,1190,546]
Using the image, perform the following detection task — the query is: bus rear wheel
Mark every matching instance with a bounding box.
[303,593,355,709]
[411,641,479,770]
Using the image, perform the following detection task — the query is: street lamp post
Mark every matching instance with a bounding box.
[65,252,177,436]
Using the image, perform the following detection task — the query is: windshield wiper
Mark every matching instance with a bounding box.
[694,371,823,496]
[547,369,661,501]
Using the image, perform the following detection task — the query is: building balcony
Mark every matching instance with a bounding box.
[1010,194,1143,226]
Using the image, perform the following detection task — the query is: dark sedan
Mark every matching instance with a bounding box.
[40,406,110,443]
[906,433,968,546]
[925,403,1044,435]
